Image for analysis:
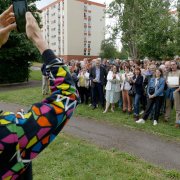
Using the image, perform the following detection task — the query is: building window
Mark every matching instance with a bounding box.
[88,21,91,26]
[88,51,90,56]
[84,50,86,56]
[51,20,56,24]
[84,5,87,11]
[51,5,56,9]
[88,16,91,21]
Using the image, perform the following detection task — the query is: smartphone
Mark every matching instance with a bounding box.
[12,0,28,32]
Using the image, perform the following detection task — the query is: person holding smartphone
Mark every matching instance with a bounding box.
[0,6,79,180]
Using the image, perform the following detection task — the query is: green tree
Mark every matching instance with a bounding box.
[117,48,128,60]
[0,0,41,84]
[108,0,176,60]
[100,39,119,59]
[174,0,180,55]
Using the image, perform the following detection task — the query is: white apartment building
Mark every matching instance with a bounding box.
[41,0,105,61]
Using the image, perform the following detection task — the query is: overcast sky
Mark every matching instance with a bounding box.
[36,0,112,9]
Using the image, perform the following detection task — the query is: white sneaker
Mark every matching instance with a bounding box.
[153,120,158,126]
[136,119,145,124]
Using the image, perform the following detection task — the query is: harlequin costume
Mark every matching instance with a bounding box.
[0,49,79,180]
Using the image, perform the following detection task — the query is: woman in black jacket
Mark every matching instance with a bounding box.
[130,67,144,120]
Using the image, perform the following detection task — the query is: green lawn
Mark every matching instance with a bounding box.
[1,77,180,178]
[29,70,42,81]
[0,86,179,141]
[33,134,180,180]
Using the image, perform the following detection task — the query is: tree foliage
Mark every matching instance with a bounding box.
[108,0,178,60]
[0,0,41,84]
[100,39,119,59]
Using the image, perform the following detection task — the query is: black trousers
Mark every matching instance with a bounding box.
[140,94,147,111]
[92,83,104,108]
[78,87,89,104]
[142,96,163,121]
[17,163,33,180]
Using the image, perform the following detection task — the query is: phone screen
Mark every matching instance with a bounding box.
[12,0,28,32]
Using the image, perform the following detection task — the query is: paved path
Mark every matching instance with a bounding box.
[1,102,180,171]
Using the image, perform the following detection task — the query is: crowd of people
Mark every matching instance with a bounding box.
[67,58,180,127]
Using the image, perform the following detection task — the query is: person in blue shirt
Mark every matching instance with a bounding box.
[136,68,165,126]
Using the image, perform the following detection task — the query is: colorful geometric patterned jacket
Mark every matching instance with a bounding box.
[0,49,79,180]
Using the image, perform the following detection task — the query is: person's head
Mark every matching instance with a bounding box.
[149,65,156,75]
[134,67,141,76]
[124,65,130,73]
[82,67,87,73]
[165,61,171,72]
[159,64,165,72]
[102,58,107,65]
[129,60,134,67]
[95,58,101,68]
[115,59,120,65]
[151,60,156,65]
[171,60,178,71]
[155,68,163,78]
[134,60,140,67]
[112,65,118,73]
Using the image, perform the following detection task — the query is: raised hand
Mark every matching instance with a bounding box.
[0,5,16,47]
[26,12,48,54]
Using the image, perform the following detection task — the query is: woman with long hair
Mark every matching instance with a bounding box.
[130,67,144,121]
[120,65,134,114]
[136,68,165,126]
[103,66,121,113]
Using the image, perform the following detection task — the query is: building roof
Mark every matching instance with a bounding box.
[41,0,106,11]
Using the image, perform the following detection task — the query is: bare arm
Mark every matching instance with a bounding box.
[26,12,48,54]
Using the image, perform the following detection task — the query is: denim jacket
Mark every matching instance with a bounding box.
[147,77,165,97]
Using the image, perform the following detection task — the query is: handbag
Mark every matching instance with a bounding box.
[149,87,155,95]
[128,85,136,96]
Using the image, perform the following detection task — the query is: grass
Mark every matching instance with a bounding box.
[0,85,179,141]
[1,71,180,178]
[29,70,42,81]
[33,134,180,180]
[0,87,42,106]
